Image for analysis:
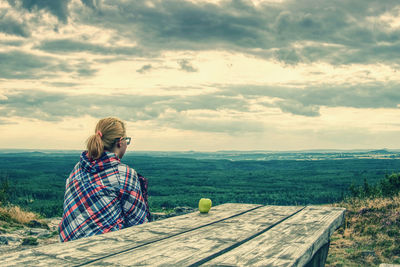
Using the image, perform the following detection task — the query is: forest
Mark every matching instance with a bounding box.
[1,151,400,218]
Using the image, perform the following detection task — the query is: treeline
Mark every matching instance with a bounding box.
[1,152,400,218]
[349,173,400,199]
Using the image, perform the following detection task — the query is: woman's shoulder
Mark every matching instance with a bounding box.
[116,163,140,190]
[117,162,138,178]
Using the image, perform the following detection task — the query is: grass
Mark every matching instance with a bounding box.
[0,204,47,232]
[326,193,400,266]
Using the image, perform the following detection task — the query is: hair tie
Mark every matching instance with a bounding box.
[96,130,103,138]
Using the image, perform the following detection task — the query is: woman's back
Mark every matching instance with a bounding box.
[58,117,149,242]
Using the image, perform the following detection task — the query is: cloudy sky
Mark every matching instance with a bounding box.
[1,0,400,151]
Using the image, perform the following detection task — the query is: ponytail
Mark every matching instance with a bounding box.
[86,133,104,160]
[86,117,126,160]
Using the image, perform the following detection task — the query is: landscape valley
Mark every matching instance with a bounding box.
[0,149,399,266]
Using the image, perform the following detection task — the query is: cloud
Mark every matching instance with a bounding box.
[219,81,400,116]
[0,50,98,79]
[43,82,80,87]
[6,0,101,23]
[2,80,400,131]
[0,90,255,132]
[2,1,400,116]
[10,0,71,23]
[5,0,400,66]
[81,0,98,9]
[0,119,17,125]
[169,94,249,112]
[293,83,400,110]
[136,64,152,74]
[178,59,197,72]
[75,66,97,77]
[93,0,267,50]
[273,48,302,65]
[276,100,320,117]
[36,39,144,55]
[0,14,30,37]
[0,90,169,122]
[161,110,265,133]
[0,39,25,47]
[73,0,398,66]
[0,50,51,79]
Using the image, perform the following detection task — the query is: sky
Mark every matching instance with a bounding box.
[1,0,400,151]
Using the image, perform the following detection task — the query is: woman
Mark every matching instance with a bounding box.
[59,117,149,242]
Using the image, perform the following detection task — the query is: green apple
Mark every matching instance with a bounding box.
[199,198,212,213]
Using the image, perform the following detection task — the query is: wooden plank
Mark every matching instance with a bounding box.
[0,203,261,267]
[0,249,65,267]
[201,205,345,267]
[82,205,304,266]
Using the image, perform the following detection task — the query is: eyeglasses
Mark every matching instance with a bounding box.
[114,137,132,145]
[124,137,131,145]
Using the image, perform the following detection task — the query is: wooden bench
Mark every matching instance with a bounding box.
[1,203,345,266]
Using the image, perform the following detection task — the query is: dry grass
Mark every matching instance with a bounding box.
[326,193,400,267]
[0,205,40,225]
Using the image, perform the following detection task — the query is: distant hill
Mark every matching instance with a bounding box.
[2,148,400,161]
[127,149,400,161]
[369,149,390,154]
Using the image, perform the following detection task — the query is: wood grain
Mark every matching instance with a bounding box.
[0,203,261,266]
[0,204,345,267]
[83,205,304,266]
[201,206,345,267]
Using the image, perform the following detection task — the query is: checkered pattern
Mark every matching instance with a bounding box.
[59,151,148,242]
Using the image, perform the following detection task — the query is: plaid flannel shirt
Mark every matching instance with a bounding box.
[59,151,148,242]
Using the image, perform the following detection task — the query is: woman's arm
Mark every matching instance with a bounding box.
[118,165,149,227]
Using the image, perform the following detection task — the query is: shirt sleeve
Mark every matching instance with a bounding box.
[118,165,149,227]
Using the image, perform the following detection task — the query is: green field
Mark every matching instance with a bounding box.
[1,151,400,218]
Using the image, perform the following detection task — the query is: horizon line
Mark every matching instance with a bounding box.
[0,148,398,153]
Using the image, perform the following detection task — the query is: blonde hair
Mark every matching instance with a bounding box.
[86,117,126,159]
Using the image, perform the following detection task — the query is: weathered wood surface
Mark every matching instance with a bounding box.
[0,204,345,267]
[0,203,261,266]
[202,206,345,267]
[83,205,304,266]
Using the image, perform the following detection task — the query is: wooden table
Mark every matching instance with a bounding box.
[1,204,345,267]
